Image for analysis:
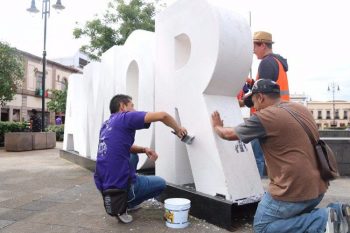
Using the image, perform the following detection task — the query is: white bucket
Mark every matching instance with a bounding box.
[164,198,191,229]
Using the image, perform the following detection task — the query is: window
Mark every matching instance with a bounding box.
[61,78,67,90]
[12,109,20,122]
[335,110,339,119]
[36,72,43,90]
[1,108,9,121]
[344,111,348,120]
[326,111,331,119]
[318,111,322,119]
[79,58,88,68]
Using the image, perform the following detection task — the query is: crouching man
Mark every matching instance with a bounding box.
[211,79,349,233]
[94,94,187,223]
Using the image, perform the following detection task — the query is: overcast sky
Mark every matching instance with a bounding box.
[1,0,349,101]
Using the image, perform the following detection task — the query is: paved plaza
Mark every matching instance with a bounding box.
[0,143,349,233]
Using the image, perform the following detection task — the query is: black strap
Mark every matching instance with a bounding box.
[279,105,318,145]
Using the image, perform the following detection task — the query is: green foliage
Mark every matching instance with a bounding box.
[46,124,64,141]
[0,121,28,146]
[73,0,163,60]
[47,87,67,114]
[0,42,24,106]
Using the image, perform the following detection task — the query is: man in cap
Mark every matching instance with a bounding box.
[212,79,350,233]
[239,31,290,177]
[252,31,289,99]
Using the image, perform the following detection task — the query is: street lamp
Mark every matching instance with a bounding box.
[328,82,340,128]
[27,0,65,132]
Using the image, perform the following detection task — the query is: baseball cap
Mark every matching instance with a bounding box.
[243,79,280,108]
[251,79,280,94]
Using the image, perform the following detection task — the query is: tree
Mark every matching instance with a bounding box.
[0,42,24,106]
[73,0,163,60]
[47,87,67,114]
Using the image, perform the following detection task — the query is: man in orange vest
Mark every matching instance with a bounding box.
[238,31,289,177]
[253,31,289,100]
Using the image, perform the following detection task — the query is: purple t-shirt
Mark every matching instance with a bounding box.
[94,111,150,191]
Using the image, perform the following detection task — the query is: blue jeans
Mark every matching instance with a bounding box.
[254,192,328,233]
[127,154,166,208]
[251,138,265,177]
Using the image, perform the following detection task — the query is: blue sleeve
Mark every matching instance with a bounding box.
[125,111,151,130]
[258,56,278,81]
[234,115,267,143]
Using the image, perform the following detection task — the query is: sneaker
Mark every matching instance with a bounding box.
[116,211,133,224]
[325,207,338,233]
[127,204,142,212]
[328,203,349,233]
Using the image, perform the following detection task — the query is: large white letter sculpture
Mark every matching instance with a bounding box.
[117,30,156,169]
[63,73,88,155]
[155,0,263,201]
[64,30,155,169]
[64,0,264,202]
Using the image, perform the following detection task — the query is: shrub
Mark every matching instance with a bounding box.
[0,121,29,147]
[46,124,64,141]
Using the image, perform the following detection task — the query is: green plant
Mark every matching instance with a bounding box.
[46,124,64,141]
[0,41,24,106]
[0,121,28,147]
[73,0,164,60]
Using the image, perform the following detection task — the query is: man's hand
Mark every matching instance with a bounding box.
[145,148,158,161]
[174,127,187,139]
[211,111,238,141]
[211,111,224,128]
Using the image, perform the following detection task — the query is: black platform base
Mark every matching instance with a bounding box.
[60,149,258,231]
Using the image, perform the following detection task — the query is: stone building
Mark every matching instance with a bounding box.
[0,50,80,125]
[307,100,350,129]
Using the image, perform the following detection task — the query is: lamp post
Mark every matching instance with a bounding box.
[328,82,340,127]
[27,0,65,132]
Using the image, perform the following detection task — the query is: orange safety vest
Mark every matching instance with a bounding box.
[256,57,289,100]
[251,57,290,114]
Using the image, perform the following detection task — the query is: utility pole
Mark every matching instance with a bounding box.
[328,82,340,127]
[27,0,65,131]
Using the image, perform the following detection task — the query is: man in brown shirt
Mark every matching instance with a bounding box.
[211,79,350,233]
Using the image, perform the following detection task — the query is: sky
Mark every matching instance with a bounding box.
[1,0,349,101]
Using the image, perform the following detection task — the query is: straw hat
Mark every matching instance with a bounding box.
[253,31,274,44]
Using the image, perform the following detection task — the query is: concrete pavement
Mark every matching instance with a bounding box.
[0,143,349,233]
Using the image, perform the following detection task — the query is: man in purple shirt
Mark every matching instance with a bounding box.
[94,94,187,223]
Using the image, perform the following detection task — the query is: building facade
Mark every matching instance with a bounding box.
[307,101,350,129]
[290,93,309,106]
[53,51,90,72]
[0,50,80,125]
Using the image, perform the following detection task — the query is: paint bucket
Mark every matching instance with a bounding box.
[164,198,191,228]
